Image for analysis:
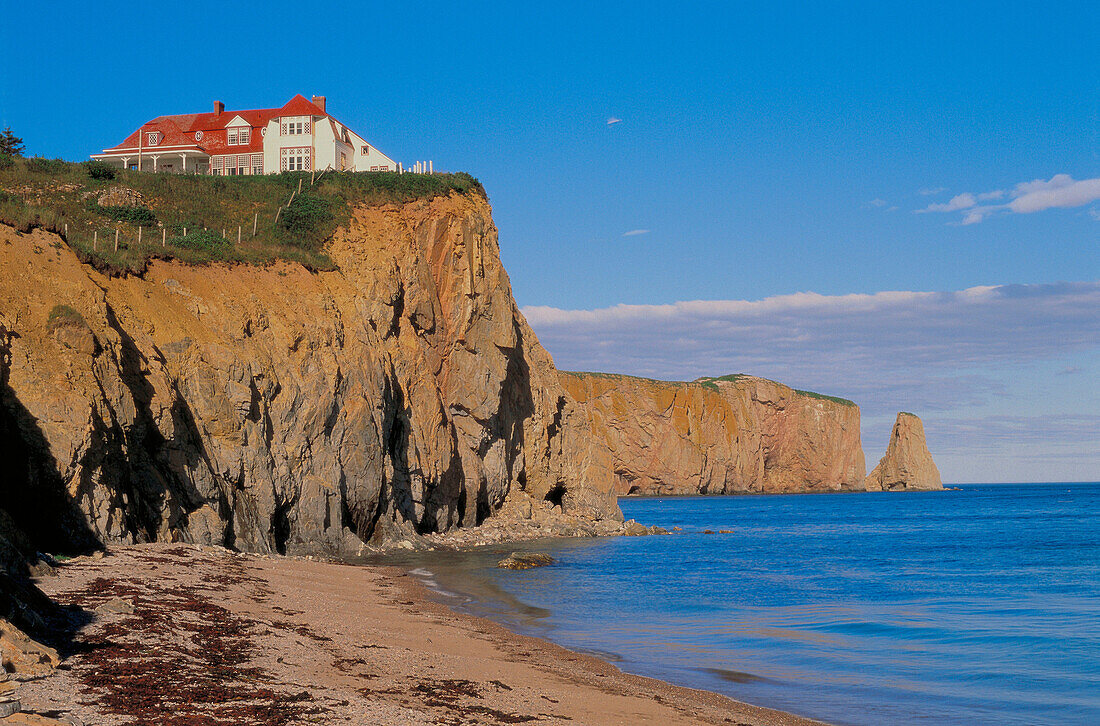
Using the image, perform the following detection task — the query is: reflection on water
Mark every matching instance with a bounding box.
[374,484,1100,726]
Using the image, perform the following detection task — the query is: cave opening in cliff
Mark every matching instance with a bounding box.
[271,502,292,555]
[544,484,566,508]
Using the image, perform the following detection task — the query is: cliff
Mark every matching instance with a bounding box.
[559,372,866,495]
[0,192,619,559]
[865,413,943,491]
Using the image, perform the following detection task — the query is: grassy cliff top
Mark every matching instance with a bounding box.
[564,369,857,406]
[0,156,484,275]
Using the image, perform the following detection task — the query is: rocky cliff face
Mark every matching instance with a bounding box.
[865,413,943,491]
[0,193,619,558]
[559,372,866,495]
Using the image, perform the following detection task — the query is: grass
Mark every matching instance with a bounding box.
[793,389,857,407]
[0,157,485,275]
[566,369,858,406]
[695,373,750,391]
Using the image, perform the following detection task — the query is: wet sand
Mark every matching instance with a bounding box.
[24,543,826,725]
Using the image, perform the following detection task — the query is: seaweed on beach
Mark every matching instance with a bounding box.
[56,552,329,726]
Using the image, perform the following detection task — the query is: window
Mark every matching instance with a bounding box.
[212,156,224,173]
[251,153,263,175]
[146,131,161,146]
[361,145,369,155]
[280,116,310,136]
[280,147,312,172]
[227,127,251,146]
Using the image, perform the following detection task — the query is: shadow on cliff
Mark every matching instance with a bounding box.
[84,304,221,544]
[0,361,101,559]
[470,317,538,521]
[0,344,98,650]
[360,372,465,541]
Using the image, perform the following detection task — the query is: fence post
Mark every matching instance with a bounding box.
[183,227,187,237]
[237,226,241,244]
[298,178,303,194]
[94,230,98,251]
[138,226,142,244]
[253,213,258,237]
[114,228,119,252]
[162,228,166,247]
[64,223,68,237]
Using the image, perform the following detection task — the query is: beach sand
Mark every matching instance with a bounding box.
[21,543,825,725]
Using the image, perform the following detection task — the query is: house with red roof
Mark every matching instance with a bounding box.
[91,95,397,175]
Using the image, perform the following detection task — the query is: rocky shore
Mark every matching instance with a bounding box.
[7,543,824,726]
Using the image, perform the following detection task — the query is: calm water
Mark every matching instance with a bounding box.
[396,484,1100,725]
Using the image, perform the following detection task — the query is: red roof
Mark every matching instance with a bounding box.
[100,95,330,156]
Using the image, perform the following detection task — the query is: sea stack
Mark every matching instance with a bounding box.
[865,413,943,491]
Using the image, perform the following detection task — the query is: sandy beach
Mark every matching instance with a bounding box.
[18,543,825,726]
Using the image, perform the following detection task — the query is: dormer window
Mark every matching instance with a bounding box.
[361,145,369,155]
[280,116,310,136]
[227,127,251,145]
[146,131,161,146]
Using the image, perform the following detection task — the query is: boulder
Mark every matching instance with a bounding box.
[0,618,59,678]
[497,552,555,570]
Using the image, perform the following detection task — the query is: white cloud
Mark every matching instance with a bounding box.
[922,192,976,213]
[524,281,1100,414]
[607,117,622,125]
[919,174,1100,224]
[1007,174,1100,214]
[918,187,947,196]
[621,229,649,236]
[868,198,888,207]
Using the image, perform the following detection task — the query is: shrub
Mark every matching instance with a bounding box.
[85,160,117,180]
[170,229,229,252]
[94,204,158,227]
[0,154,13,170]
[46,304,88,332]
[24,157,69,174]
[278,193,334,248]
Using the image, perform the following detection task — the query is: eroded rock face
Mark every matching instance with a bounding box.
[864,413,943,491]
[559,373,866,495]
[0,193,619,558]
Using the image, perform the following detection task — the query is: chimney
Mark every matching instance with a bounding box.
[214,100,224,116]
[311,95,326,113]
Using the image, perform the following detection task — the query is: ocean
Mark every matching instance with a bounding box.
[397,484,1100,725]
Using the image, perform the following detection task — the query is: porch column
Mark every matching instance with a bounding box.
[180,153,187,172]
[151,155,160,173]
[121,157,130,169]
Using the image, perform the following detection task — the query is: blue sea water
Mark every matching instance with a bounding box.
[401,484,1100,725]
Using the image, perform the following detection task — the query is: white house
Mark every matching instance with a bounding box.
[91,95,398,175]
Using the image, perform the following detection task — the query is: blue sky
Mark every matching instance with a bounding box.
[2,1,1097,482]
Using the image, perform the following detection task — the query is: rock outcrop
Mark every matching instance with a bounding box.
[864,413,943,491]
[559,372,866,495]
[0,192,620,560]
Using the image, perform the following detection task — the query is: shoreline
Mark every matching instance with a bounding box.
[21,543,826,726]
